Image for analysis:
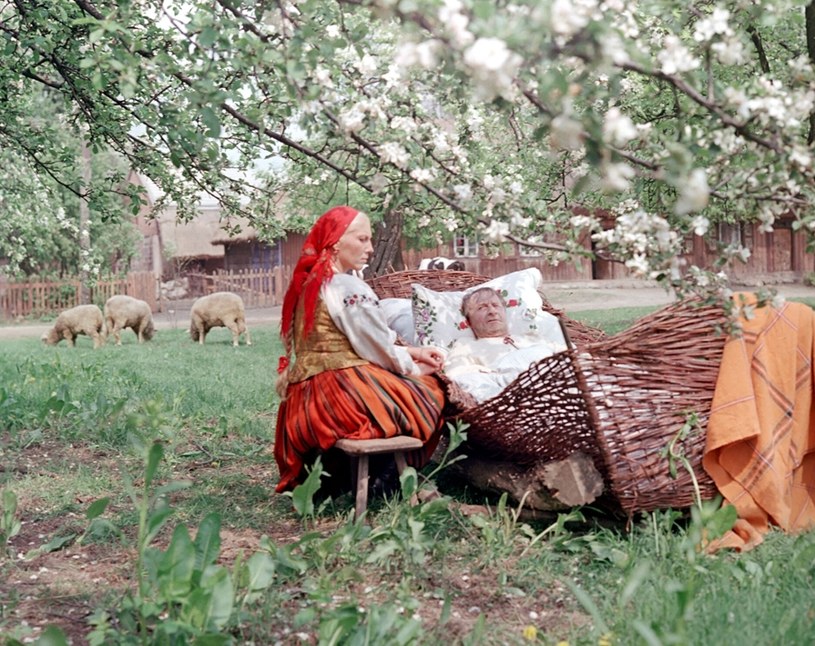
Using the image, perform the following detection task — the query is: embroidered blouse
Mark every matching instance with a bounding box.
[288,272,418,382]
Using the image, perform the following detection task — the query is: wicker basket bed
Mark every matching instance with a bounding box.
[367,269,727,514]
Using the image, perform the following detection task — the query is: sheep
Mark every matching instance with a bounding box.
[418,256,466,271]
[104,295,155,345]
[189,291,252,347]
[41,304,105,349]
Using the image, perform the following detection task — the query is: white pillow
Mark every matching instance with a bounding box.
[380,298,415,344]
[411,268,563,348]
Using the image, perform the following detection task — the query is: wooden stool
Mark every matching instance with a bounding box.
[334,436,424,520]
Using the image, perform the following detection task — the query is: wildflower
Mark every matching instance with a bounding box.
[522,624,537,640]
[598,633,614,646]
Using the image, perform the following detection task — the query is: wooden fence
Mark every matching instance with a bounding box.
[0,271,157,320]
[186,267,291,307]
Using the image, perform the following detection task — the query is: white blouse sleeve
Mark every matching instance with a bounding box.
[322,273,419,375]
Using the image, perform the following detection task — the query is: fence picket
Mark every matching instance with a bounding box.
[0,271,158,320]
[0,268,293,320]
[186,267,290,307]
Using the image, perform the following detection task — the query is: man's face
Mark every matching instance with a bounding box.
[465,291,509,338]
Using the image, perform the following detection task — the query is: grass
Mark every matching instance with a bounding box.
[569,305,660,335]
[1,313,815,644]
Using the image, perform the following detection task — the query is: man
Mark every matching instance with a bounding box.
[443,287,567,403]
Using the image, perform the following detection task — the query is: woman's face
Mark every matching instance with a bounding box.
[334,213,373,273]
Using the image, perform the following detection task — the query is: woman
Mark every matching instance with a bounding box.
[274,206,447,493]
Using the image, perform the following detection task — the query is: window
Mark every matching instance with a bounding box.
[717,222,743,247]
[454,235,479,257]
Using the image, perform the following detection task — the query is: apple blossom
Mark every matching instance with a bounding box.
[675,169,710,215]
[602,107,638,147]
[658,35,700,75]
[462,38,522,101]
[4,0,815,301]
[482,219,510,243]
[550,114,584,151]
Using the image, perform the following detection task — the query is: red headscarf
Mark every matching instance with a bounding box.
[280,206,360,354]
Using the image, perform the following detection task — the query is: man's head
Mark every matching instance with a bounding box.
[461,287,509,338]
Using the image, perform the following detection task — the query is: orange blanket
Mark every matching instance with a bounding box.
[703,294,815,551]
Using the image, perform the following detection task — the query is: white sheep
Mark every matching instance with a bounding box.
[189,291,252,347]
[41,304,105,349]
[104,295,155,345]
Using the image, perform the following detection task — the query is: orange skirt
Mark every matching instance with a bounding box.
[274,365,446,492]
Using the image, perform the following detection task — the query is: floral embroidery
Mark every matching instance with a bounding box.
[409,268,553,348]
[411,292,439,345]
[343,292,378,307]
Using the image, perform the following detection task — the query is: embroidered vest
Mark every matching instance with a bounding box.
[287,297,369,383]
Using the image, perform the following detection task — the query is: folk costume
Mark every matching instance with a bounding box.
[274,206,445,493]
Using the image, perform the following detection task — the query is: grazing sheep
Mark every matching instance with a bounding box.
[41,304,105,349]
[189,291,252,347]
[104,295,155,345]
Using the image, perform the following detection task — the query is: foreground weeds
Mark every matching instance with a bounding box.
[1,325,814,644]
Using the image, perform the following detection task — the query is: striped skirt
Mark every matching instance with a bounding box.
[274,365,446,492]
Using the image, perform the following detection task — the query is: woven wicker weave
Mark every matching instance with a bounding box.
[368,270,728,514]
[575,299,726,512]
[368,269,492,299]
[367,269,605,348]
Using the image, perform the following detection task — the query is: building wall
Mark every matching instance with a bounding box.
[683,220,813,282]
[219,220,814,285]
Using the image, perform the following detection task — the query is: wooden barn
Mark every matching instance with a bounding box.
[209,217,813,285]
[124,171,814,287]
[210,228,307,272]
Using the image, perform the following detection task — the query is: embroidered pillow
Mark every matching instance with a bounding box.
[411,268,562,348]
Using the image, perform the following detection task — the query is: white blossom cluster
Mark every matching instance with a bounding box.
[658,35,700,75]
[240,0,815,296]
[592,205,680,278]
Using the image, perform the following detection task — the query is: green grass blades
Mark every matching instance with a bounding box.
[2,318,815,644]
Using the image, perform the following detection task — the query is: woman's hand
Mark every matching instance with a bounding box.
[407,345,446,374]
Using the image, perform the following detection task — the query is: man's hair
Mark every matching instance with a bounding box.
[460,287,506,320]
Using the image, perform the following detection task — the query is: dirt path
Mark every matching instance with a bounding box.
[3,280,814,341]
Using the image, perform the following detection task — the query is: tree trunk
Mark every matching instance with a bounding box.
[807,2,815,144]
[446,450,605,512]
[367,209,405,277]
[78,140,92,305]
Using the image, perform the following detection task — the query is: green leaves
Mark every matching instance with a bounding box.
[200,106,222,138]
[1,488,21,556]
[288,457,325,521]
